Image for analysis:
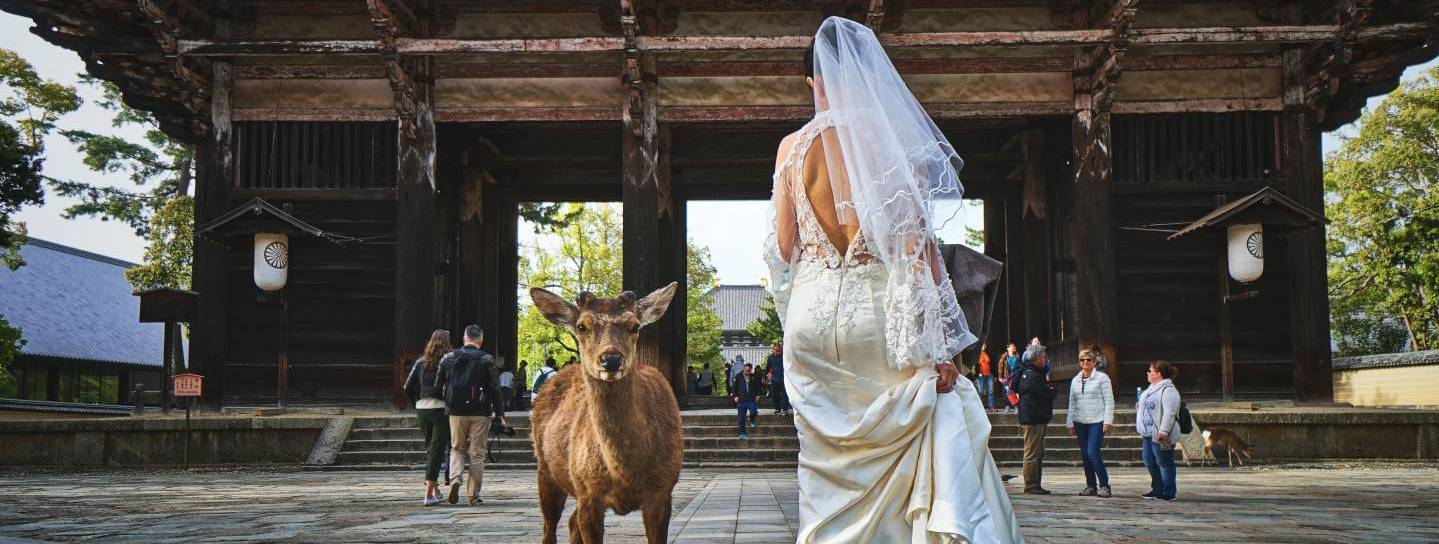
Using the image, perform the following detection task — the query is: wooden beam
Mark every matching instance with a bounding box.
[136,0,210,132]
[176,22,1437,56]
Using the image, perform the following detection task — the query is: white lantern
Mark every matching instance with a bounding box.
[1226,223,1263,283]
[254,232,289,291]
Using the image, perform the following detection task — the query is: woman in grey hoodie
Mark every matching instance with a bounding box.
[1136,360,1181,501]
[1066,349,1114,497]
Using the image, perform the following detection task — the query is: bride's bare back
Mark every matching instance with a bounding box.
[772,127,858,262]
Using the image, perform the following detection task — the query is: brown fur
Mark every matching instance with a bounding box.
[529,284,683,544]
[1203,428,1254,468]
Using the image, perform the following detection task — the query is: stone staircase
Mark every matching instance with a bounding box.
[315,410,1143,471]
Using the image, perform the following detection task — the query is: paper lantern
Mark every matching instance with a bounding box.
[1226,223,1263,283]
[254,232,289,291]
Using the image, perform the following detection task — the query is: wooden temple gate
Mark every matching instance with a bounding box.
[4,0,1434,408]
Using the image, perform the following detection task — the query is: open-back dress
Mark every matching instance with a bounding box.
[767,111,1024,544]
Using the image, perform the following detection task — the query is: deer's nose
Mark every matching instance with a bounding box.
[600,353,623,372]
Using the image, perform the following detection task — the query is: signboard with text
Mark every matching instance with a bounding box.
[174,373,203,397]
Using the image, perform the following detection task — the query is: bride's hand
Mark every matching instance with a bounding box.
[936,363,958,394]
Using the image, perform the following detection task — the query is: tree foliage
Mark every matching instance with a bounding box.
[1326,66,1439,354]
[515,203,726,386]
[0,48,78,269]
[517,204,626,374]
[686,243,724,373]
[125,196,193,291]
[746,293,784,347]
[49,76,192,237]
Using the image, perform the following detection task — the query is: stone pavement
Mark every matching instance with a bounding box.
[1,464,1437,543]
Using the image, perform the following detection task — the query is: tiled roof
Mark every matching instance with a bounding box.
[1332,349,1439,371]
[706,285,768,333]
[0,239,166,368]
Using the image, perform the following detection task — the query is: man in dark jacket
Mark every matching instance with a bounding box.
[732,363,760,440]
[1016,344,1056,495]
[435,325,507,505]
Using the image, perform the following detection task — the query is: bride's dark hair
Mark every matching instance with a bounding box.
[803,43,815,78]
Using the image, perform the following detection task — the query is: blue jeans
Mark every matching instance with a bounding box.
[737,400,758,433]
[1073,422,1109,488]
[976,375,994,409]
[1141,436,1177,499]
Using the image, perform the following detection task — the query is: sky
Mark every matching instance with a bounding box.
[3,10,1436,282]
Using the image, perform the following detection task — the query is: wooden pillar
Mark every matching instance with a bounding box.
[192,10,232,408]
[1282,47,1334,402]
[391,63,437,408]
[982,196,1009,351]
[621,50,683,404]
[1002,195,1026,347]
[1071,103,1120,382]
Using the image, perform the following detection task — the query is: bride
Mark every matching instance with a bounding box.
[764,17,1024,543]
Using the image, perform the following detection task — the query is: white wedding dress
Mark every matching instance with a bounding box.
[770,113,1024,544]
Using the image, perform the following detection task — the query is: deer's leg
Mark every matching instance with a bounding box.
[571,496,606,544]
[538,471,566,544]
[641,493,673,544]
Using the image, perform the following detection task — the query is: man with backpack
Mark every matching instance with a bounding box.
[436,325,507,506]
[530,357,558,402]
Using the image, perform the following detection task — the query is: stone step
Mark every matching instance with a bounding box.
[342,435,805,452]
[335,446,807,465]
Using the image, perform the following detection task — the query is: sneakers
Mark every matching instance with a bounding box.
[1023,488,1051,495]
[1078,487,1097,496]
[467,496,483,506]
[1141,491,1158,500]
[1157,495,1177,502]
[423,495,440,507]
[448,481,461,505]
[1097,486,1112,498]
[750,419,759,430]
[738,432,748,441]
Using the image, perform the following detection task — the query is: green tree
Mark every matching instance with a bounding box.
[517,204,626,372]
[686,242,724,377]
[125,196,193,290]
[49,76,192,238]
[0,48,80,269]
[746,293,784,347]
[1326,66,1439,354]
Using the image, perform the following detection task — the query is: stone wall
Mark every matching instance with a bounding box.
[1193,410,1439,461]
[0,417,331,467]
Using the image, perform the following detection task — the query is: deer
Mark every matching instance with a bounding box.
[528,283,683,544]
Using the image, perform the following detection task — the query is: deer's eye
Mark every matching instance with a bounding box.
[576,324,589,333]
[631,324,641,334]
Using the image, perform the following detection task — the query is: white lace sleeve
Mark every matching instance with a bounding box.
[764,140,802,327]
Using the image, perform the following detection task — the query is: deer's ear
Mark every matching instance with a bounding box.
[635,282,678,327]
[530,287,579,332]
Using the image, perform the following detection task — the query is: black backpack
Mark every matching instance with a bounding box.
[1175,400,1193,434]
[443,349,492,412]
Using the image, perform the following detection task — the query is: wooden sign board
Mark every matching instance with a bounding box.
[174,373,203,397]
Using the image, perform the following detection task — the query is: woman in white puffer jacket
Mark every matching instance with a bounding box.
[1065,349,1114,497]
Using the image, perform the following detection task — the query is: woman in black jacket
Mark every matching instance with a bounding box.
[404,329,451,506]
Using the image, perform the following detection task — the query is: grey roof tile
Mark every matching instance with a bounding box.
[0,239,166,367]
[706,285,768,333]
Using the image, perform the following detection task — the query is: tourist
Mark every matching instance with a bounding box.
[498,360,516,412]
[1138,360,1181,501]
[530,357,558,403]
[435,325,507,505]
[521,360,533,409]
[697,363,715,395]
[975,343,994,411]
[1016,344,1056,495]
[1000,343,1022,413]
[1066,349,1114,498]
[728,354,746,395]
[1090,344,1108,373]
[732,363,759,440]
[767,342,790,416]
[403,329,452,506]
[759,17,1023,540]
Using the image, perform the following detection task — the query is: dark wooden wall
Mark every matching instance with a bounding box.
[1111,112,1295,399]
